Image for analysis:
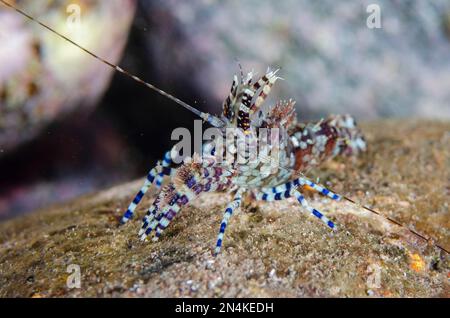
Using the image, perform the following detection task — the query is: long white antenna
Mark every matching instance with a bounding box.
[0,0,225,128]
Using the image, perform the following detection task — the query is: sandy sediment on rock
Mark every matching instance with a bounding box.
[0,119,448,297]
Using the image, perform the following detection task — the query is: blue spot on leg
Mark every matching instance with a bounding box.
[312,209,323,219]
[133,191,144,204]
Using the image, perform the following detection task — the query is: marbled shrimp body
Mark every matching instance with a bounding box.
[120,69,367,254]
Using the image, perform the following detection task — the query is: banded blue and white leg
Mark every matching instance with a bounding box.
[139,172,232,241]
[152,179,232,239]
[261,177,340,201]
[255,187,337,230]
[120,150,174,224]
[298,177,341,201]
[154,151,173,187]
[214,189,245,255]
[293,190,336,230]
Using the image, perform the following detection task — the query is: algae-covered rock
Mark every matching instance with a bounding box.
[0,120,448,297]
